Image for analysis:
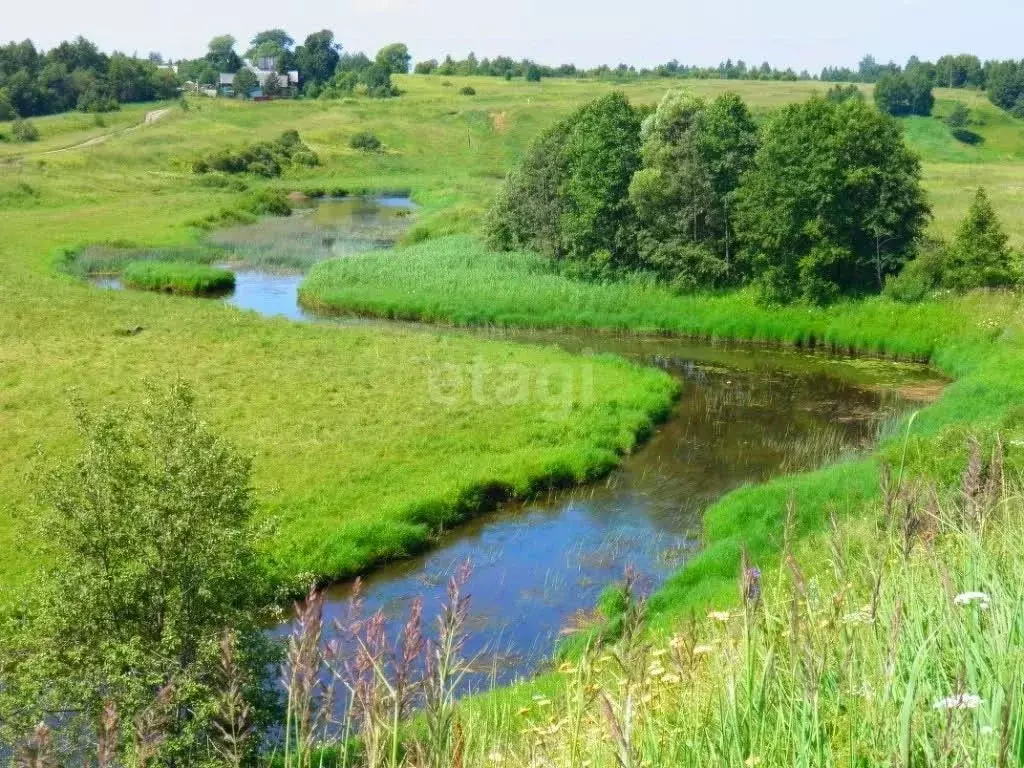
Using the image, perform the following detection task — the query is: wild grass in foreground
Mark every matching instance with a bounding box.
[22,441,1019,766]
[273,443,1024,767]
[121,260,236,295]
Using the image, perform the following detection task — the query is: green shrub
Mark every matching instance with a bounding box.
[459,86,477,96]
[11,118,39,143]
[121,261,236,295]
[349,131,382,151]
[242,188,292,217]
[192,131,319,177]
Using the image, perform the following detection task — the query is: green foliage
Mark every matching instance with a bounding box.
[294,30,340,87]
[0,383,274,760]
[242,188,293,216]
[375,43,412,75]
[0,89,16,120]
[192,130,319,177]
[485,118,570,256]
[11,117,39,142]
[0,37,175,119]
[349,130,382,151]
[121,261,236,295]
[261,70,286,99]
[205,34,241,73]
[825,84,864,104]
[985,60,1024,114]
[245,29,294,70]
[232,67,259,97]
[629,91,757,289]
[559,92,642,268]
[943,187,1016,290]
[883,239,948,302]
[946,101,970,129]
[459,86,477,96]
[874,71,934,116]
[735,97,930,303]
[361,63,399,98]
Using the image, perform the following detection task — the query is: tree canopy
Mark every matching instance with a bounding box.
[375,43,411,75]
[735,96,930,303]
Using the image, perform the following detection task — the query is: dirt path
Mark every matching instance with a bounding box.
[2,108,172,163]
[40,108,171,156]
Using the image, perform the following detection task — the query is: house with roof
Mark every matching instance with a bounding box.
[218,59,299,97]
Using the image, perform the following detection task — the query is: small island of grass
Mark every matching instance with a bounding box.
[121,261,236,296]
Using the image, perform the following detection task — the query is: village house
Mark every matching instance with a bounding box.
[218,57,299,97]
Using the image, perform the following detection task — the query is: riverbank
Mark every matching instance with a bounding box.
[299,232,1024,624]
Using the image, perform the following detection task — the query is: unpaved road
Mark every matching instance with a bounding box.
[39,108,171,156]
[2,108,171,162]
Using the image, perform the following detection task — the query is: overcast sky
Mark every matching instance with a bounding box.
[6,0,1023,72]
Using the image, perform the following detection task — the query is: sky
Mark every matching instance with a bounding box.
[6,0,1024,72]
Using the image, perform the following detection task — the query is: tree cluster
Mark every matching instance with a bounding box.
[487,91,932,304]
[873,71,934,116]
[0,36,178,119]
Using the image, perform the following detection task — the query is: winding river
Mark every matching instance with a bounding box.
[94,197,945,695]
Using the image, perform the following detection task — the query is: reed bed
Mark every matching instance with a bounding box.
[121,260,236,296]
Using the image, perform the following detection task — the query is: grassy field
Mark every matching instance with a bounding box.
[2,75,1022,602]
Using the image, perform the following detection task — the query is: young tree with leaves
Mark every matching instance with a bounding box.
[943,188,1016,289]
[0,382,276,764]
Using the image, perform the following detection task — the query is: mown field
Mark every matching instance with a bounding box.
[2,74,1023,605]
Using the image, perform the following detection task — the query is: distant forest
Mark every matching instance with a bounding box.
[3,32,1024,122]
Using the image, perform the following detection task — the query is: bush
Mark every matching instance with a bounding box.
[192,131,319,177]
[459,86,476,96]
[874,72,933,117]
[11,118,39,142]
[349,131,382,151]
[884,243,947,302]
[242,188,292,216]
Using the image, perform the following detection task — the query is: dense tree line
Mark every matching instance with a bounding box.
[0,36,178,119]
[819,53,1024,117]
[0,31,412,121]
[487,91,949,304]
[414,54,811,82]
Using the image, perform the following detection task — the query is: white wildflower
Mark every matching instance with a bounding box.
[954,592,991,610]
[933,694,982,711]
